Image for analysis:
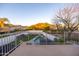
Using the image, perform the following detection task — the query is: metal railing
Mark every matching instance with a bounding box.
[26,31,79,45]
[0,31,79,56]
[63,32,79,44]
[0,31,25,56]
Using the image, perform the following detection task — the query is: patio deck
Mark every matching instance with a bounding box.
[8,42,79,56]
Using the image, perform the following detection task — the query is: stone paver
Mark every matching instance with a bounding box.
[9,42,79,56]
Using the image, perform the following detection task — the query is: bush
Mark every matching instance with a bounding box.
[54,38,64,44]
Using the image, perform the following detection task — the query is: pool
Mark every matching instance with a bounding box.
[26,35,55,45]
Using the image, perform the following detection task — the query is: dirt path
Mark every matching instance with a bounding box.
[9,42,79,56]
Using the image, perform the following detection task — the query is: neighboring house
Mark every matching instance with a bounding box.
[0,27,10,33]
[8,25,26,31]
[0,24,25,33]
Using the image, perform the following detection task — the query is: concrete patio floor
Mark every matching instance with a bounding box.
[8,42,79,56]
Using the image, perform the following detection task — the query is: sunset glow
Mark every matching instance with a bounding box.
[0,3,70,26]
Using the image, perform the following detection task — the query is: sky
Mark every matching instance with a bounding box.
[0,3,71,26]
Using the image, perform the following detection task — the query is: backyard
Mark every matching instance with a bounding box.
[0,3,79,56]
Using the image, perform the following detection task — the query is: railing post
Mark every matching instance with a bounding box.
[3,38,6,55]
[46,33,47,45]
[28,34,29,41]
[6,35,9,53]
[1,38,4,55]
[8,36,10,52]
[9,36,11,51]
[64,31,65,44]
[15,35,17,47]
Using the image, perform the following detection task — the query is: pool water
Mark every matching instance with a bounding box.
[26,35,54,45]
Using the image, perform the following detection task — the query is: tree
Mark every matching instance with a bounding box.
[54,5,79,40]
[27,23,50,30]
[53,19,63,31]
[0,18,9,28]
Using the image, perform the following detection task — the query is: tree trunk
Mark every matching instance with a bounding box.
[67,31,72,41]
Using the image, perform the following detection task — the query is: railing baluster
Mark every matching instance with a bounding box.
[10,36,11,50]
[7,37,9,52]
[64,32,65,44]
[8,36,10,51]
[9,36,11,51]
[10,37,13,49]
[3,38,6,55]
[1,38,3,55]
[6,36,8,53]
[15,35,17,47]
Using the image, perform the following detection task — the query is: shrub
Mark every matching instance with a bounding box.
[54,37,64,44]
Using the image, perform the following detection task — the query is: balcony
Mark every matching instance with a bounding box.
[0,31,79,56]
